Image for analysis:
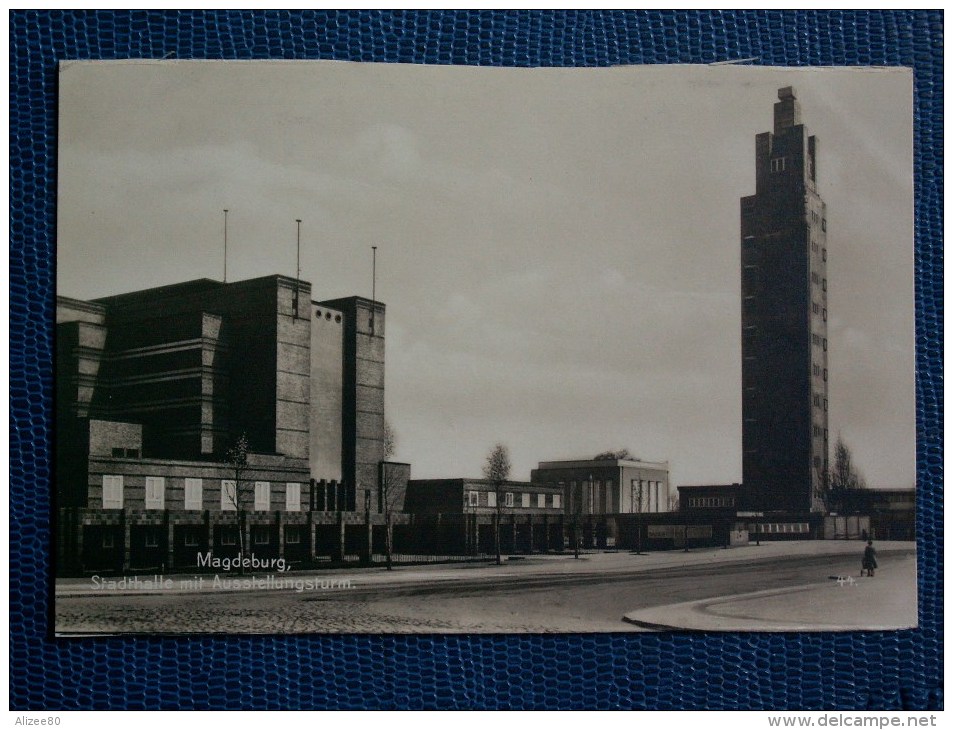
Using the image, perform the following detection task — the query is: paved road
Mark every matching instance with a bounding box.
[55,544,916,634]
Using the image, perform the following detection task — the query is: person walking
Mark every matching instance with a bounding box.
[862,540,878,577]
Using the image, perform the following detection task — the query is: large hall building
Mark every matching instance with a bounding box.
[55,274,406,574]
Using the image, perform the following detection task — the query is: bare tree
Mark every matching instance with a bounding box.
[379,420,404,571]
[482,443,511,566]
[667,492,680,512]
[223,433,250,574]
[826,435,867,512]
[593,448,635,461]
[631,478,646,555]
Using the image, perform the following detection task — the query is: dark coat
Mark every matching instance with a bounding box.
[862,545,878,570]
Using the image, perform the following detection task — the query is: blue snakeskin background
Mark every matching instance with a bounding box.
[9,10,942,710]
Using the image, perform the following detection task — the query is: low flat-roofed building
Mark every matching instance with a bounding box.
[404,479,565,555]
[678,483,742,514]
[838,488,915,540]
[531,458,672,515]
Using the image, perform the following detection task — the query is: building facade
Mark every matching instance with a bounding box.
[56,275,403,574]
[404,479,565,554]
[838,488,915,541]
[678,484,742,515]
[741,87,828,514]
[530,458,671,516]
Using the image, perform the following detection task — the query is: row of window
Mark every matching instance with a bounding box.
[811,333,828,351]
[467,491,562,509]
[752,522,810,534]
[687,497,736,508]
[812,425,829,441]
[101,476,302,512]
[809,210,827,231]
[810,271,828,291]
[811,363,829,381]
[811,241,828,261]
[811,302,828,321]
[313,309,342,323]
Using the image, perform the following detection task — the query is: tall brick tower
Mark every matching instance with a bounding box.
[740,87,828,514]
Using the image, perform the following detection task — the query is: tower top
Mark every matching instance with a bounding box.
[774,86,802,135]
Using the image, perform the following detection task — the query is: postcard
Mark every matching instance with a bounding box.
[53,61,915,634]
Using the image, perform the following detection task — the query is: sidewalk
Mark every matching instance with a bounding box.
[55,540,916,599]
[623,549,918,631]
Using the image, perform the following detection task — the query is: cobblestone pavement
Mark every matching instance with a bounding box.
[56,585,628,634]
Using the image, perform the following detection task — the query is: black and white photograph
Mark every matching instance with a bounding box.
[53,61,916,635]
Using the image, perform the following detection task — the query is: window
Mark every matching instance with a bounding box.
[813,394,821,407]
[812,302,819,314]
[824,398,828,412]
[537,493,545,508]
[487,492,497,508]
[112,448,124,457]
[221,530,237,546]
[822,308,827,322]
[823,368,828,382]
[285,526,301,544]
[822,218,827,232]
[221,480,237,511]
[253,528,270,545]
[823,338,828,352]
[255,481,271,511]
[521,493,530,508]
[102,532,114,549]
[184,533,200,547]
[126,449,140,459]
[145,531,159,548]
[505,492,514,508]
[552,494,561,509]
[145,476,165,510]
[811,271,819,284]
[286,483,301,512]
[813,363,820,377]
[102,475,123,509]
[467,491,479,507]
[771,157,786,172]
[185,478,203,511]
[822,278,827,292]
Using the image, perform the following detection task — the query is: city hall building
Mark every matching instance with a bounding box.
[56,274,408,574]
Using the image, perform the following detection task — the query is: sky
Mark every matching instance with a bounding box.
[57,61,915,488]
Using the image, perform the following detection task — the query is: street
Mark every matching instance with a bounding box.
[55,542,917,634]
